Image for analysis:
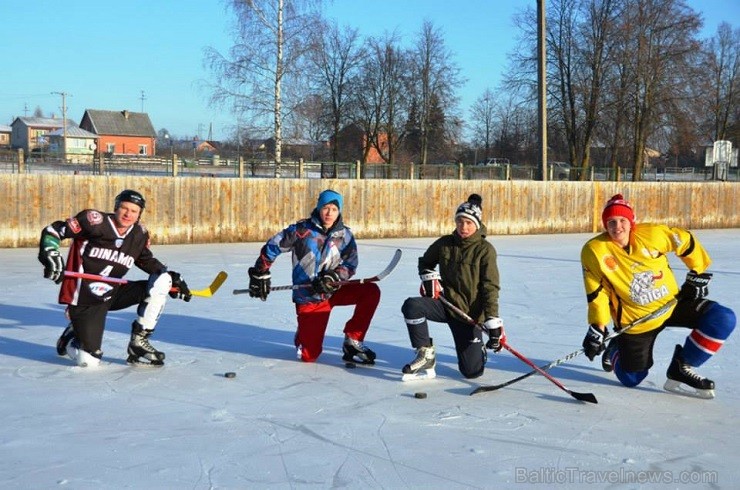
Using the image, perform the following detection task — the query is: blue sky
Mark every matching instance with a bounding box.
[0,0,735,141]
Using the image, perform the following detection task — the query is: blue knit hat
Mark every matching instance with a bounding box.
[316,189,343,213]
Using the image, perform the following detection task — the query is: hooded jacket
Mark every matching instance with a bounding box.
[418,224,500,322]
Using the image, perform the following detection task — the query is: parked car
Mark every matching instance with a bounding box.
[476,157,510,167]
[549,161,571,180]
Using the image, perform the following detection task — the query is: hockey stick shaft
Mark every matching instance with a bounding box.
[64,270,228,298]
[232,248,402,295]
[469,298,678,395]
[437,295,597,403]
[500,341,597,403]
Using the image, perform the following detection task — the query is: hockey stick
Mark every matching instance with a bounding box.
[64,270,229,298]
[232,248,403,295]
[437,295,598,403]
[469,298,678,396]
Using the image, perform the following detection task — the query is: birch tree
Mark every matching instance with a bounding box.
[205,0,320,163]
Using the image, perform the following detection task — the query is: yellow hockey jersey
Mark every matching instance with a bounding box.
[581,223,711,334]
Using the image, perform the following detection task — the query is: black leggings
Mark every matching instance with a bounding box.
[67,281,148,353]
[402,296,486,379]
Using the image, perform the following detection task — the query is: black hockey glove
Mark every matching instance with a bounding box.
[679,270,712,300]
[483,317,505,352]
[582,324,607,361]
[419,269,443,298]
[312,269,341,295]
[38,234,64,284]
[248,267,271,301]
[167,271,192,302]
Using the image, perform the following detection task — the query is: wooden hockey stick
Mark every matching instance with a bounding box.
[63,270,228,298]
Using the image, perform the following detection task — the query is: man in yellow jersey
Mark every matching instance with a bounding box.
[580,194,735,399]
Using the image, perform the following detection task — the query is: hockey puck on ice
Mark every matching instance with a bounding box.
[414,392,427,399]
[224,372,237,378]
[344,362,356,369]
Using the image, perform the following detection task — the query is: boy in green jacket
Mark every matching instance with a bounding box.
[401,194,504,380]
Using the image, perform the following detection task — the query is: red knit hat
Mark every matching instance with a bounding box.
[601,194,635,228]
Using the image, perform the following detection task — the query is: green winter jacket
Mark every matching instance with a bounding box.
[418,225,500,323]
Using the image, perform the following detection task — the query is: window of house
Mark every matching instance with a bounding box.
[106,143,115,153]
[138,144,147,155]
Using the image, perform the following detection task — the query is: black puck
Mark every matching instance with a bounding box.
[224,372,236,378]
[345,362,356,369]
[414,392,427,399]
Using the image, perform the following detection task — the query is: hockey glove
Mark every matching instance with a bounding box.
[167,271,192,302]
[312,269,341,295]
[582,324,607,361]
[419,269,443,298]
[483,317,505,352]
[38,232,64,284]
[248,267,271,301]
[679,270,712,300]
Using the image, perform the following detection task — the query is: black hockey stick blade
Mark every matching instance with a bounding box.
[570,390,598,403]
[233,248,403,295]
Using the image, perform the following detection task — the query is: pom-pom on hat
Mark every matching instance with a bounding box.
[455,194,483,230]
[602,194,635,228]
[316,189,343,213]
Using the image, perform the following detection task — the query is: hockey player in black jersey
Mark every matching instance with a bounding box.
[38,189,192,367]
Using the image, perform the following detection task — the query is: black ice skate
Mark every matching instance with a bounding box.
[402,340,436,381]
[127,322,165,367]
[56,323,76,357]
[664,344,715,399]
[342,336,376,365]
[601,339,618,372]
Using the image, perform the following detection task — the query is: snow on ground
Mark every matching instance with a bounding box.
[1,230,738,489]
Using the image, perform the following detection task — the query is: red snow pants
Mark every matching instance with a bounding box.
[294,282,380,362]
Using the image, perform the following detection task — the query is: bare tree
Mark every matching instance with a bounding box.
[204,0,321,163]
[704,22,740,142]
[617,0,701,180]
[351,34,413,165]
[306,20,366,162]
[411,21,463,165]
[469,89,497,161]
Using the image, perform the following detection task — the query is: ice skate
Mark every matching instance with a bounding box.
[127,322,165,367]
[601,339,618,372]
[294,332,303,360]
[66,338,102,368]
[56,323,76,357]
[342,336,376,365]
[663,344,715,399]
[401,341,436,381]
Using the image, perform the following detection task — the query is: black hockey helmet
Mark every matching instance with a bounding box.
[114,189,146,210]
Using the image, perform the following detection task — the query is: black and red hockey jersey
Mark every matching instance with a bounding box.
[42,209,165,306]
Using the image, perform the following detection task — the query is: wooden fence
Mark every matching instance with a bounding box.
[2,174,738,248]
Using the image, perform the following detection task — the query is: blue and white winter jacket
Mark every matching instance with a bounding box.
[254,210,358,304]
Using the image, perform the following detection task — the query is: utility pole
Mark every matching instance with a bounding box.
[52,91,71,162]
[140,90,147,112]
[537,0,548,181]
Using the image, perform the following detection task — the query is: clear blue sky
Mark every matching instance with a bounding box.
[0,0,735,142]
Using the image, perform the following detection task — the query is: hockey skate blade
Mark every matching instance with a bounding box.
[126,357,165,368]
[401,369,437,382]
[663,379,715,399]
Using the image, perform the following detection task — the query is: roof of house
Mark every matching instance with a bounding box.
[0,125,11,132]
[47,126,98,138]
[11,117,65,129]
[82,110,156,137]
